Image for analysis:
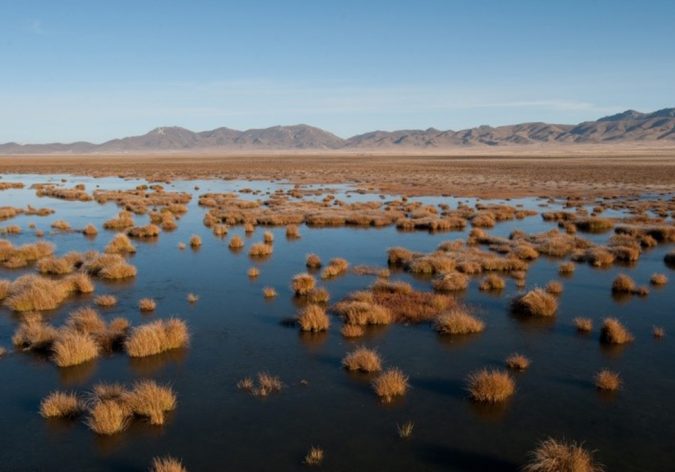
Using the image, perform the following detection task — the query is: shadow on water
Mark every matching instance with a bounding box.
[417,443,520,471]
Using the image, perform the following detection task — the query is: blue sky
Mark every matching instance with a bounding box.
[1,0,674,142]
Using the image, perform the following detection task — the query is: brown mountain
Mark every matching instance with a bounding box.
[1,108,673,154]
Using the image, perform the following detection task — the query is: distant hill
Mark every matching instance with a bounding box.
[1,108,673,154]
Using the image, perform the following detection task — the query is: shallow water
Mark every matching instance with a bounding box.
[0,175,673,471]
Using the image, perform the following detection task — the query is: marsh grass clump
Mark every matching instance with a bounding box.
[304,447,324,466]
[66,307,106,335]
[387,247,415,266]
[105,233,136,254]
[333,300,393,326]
[479,274,505,291]
[372,368,409,403]
[229,235,244,250]
[286,224,300,239]
[82,223,98,237]
[524,438,603,472]
[139,298,157,312]
[466,369,515,403]
[127,224,161,239]
[249,242,273,257]
[238,372,283,397]
[599,318,633,345]
[650,273,668,285]
[51,329,100,367]
[95,294,117,307]
[247,267,260,279]
[545,281,564,296]
[99,260,137,280]
[12,318,58,350]
[263,287,277,298]
[263,231,274,243]
[3,274,77,312]
[433,272,469,292]
[611,274,635,294]
[51,219,71,231]
[340,324,365,338]
[87,400,129,435]
[306,253,322,269]
[505,353,531,370]
[128,380,177,425]
[292,273,316,296]
[595,369,621,391]
[574,317,593,333]
[150,456,187,472]
[37,256,76,275]
[559,262,576,275]
[125,318,189,357]
[342,347,382,373]
[653,326,665,338]
[321,258,349,279]
[511,289,558,317]
[40,391,85,418]
[189,234,202,248]
[297,304,330,332]
[434,308,485,335]
[187,293,199,303]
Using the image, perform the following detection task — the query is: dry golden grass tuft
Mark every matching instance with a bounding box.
[128,380,177,425]
[248,267,260,278]
[262,287,277,298]
[228,235,244,249]
[435,308,485,335]
[387,247,415,266]
[150,456,187,472]
[37,256,76,275]
[105,233,136,254]
[333,299,393,326]
[66,307,106,335]
[433,272,469,292]
[479,274,505,291]
[372,368,409,403]
[595,369,621,391]
[87,400,129,435]
[397,421,415,439]
[559,262,576,274]
[40,391,85,418]
[139,298,157,312]
[306,253,322,269]
[95,294,117,307]
[342,347,382,373]
[263,230,274,243]
[98,260,137,279]
[127,224,161,239]
[523,438,603,472]
[12,318,58,350]
[545,281,564,296]
[321,258,349,279]
[238,372,283,397]
[650,273,668,285]
[599,318,633,345]
[653,326,665,338]
[286,224,300,239]
[304,447,324,466]
[340,324,365,338]
[292,273,316,296]
[249,242,273,257]
[51,219,71,231]
[3,274,92,312]
[125,318,189,357]
[505,353,531,370]
[187,293,199,303]
[611,274,635,294]
[574,317,593,333]
[511,289,558,317]
[189,234,202,248]
[51,329,100,367]
[467,369,515,403]
[297,304,330,332]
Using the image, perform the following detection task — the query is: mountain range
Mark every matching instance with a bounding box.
[1,108,674,154]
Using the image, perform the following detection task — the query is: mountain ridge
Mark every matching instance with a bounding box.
[2,108,673,154]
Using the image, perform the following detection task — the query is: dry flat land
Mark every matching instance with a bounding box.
[1,144,674,197]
